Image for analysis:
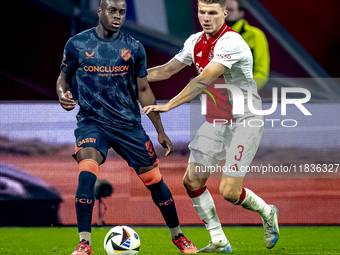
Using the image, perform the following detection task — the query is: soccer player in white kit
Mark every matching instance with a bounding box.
[142,0,279,252]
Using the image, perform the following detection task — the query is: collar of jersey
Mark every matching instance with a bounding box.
[92,27,121,42]
[204,23,228,45]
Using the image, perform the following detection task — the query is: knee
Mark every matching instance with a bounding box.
[78,159,99,178]
[183,172,201,191]
[219,183,242,203]
[139,166,162,187]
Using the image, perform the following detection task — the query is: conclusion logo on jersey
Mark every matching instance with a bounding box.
[121,49,132,61]
[83,65,129,76]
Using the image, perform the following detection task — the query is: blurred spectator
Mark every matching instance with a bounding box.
[225,0,270,89]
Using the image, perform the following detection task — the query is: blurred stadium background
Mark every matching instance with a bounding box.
[0,0,339,227]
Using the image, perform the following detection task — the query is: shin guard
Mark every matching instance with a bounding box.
[146,179,179,228]
[75,160,98,233]
[139,168,179,228]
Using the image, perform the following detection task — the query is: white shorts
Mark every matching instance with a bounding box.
[188,117,263,178]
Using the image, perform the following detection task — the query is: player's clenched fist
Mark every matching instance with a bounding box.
[158,132,173,157]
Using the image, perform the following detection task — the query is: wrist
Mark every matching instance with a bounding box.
[155,125,165,134]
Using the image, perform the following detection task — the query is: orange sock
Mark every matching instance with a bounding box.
[78,159,99,176]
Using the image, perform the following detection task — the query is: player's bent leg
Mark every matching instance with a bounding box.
[218,176,244,203]
[188,185,231,253]
[221,121,279,249]
[72,161,98,255]
[183,163,230,253]
[236,187,279,248]
[75,159,98,234]
[71,147,102,254]
[220,175,279,249]
[199,177,244,253]
[183,162,210,191]
[138,165,197,254]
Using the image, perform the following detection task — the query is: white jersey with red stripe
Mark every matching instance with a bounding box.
[174,23,262,122]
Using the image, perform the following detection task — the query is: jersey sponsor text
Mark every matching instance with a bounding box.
[78,138,96,147]
[83,65,129,73]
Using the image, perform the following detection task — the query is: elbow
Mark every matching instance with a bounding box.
[139,87,147,93]
[162,64,177,80]
[162,67,176,80]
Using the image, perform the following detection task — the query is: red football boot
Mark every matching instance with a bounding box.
[172,235,197,254]
[71,240,92,255]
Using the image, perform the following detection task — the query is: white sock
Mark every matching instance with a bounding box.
[79,232,91,245]
[191,188,227,243]
[237,188,272,220]
[170,226,182,239]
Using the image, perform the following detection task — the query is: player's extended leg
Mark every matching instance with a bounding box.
[219,176,280,249]
[183,162,232,253]
[137,164,197,254]
[71,147,103,255]
[220,118,279,250]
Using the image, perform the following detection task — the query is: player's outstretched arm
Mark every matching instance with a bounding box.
[142,61,226,115]
[147,58,187,82]
[56,71,76,111]
[137,76,173,156]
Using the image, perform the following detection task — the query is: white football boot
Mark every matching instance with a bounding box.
[198,239,232,253]
[262,205,280,249]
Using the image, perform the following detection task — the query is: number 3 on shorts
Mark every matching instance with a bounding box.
[234,145,244,161]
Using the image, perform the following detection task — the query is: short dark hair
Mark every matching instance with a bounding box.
[198,0,227,9]
[100,0,126,7]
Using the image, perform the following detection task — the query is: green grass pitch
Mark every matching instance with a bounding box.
[0,226,339,254]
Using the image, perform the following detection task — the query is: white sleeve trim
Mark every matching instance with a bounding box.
[174,32,204,66]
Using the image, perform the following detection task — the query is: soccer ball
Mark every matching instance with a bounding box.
[104,226,140,255]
